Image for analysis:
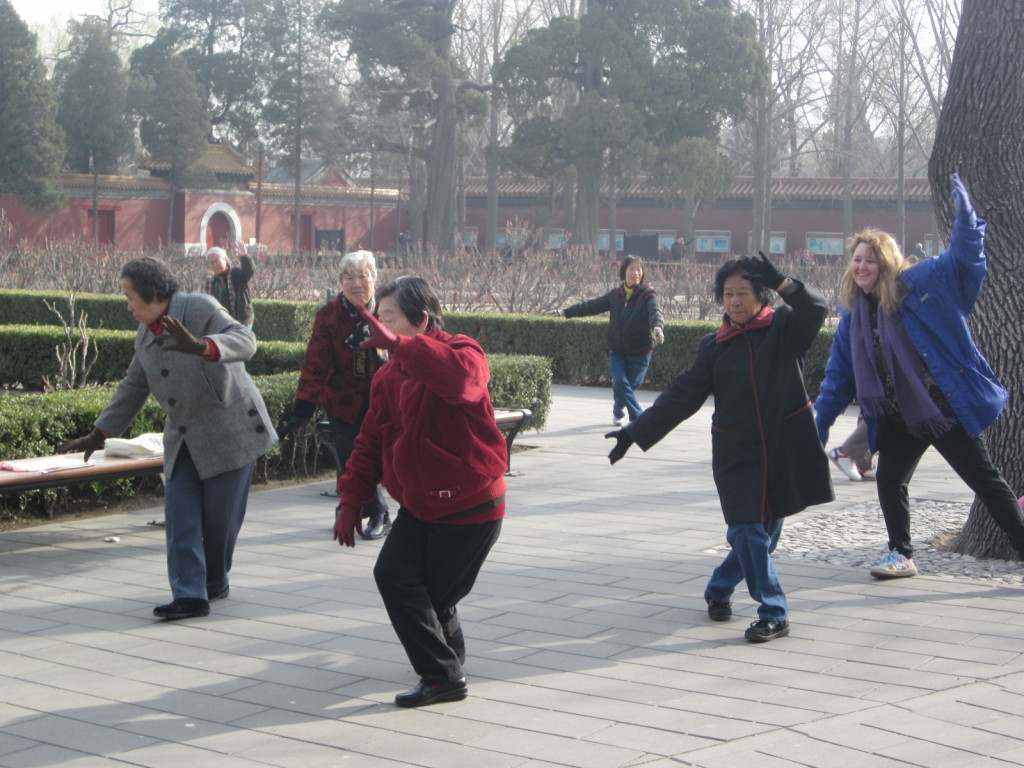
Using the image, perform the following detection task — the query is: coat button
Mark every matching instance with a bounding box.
[248,409,257,417]
[255,425,266,433]
[156,337,164,346]
[167,398,176,406]
[161,369,169,377]
[178,426,187,434]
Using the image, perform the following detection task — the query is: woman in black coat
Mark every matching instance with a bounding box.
[560,255,665,425]
[606,254,833,642]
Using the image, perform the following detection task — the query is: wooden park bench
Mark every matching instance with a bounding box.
[316,406,533,479]
[0,452,164,496]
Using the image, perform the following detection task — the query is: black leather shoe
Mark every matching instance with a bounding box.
[153,598,210,620]
[704,590,732,621]
[208,586,230,602]
[361,510,391,540]
[394,678,468,708]
[745,619,789,642]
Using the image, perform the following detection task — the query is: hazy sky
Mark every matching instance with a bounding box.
[12,0,159,32]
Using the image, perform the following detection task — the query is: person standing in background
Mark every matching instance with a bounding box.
[206,241,255,328]
[556,255,665,426]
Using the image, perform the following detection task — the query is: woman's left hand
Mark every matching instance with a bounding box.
[652,327,665,346]
[355,303,400,352]
[951,173,977,227]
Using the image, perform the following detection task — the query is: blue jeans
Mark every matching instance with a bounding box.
[329,417,389,518]
[609,350,651,421]
[163,443,254,600]
[705,519,787,622]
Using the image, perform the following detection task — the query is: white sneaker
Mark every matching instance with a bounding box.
[828,447,863,482]
[860,467,876,480]
[869,548,917,578]
[612,417,625,427]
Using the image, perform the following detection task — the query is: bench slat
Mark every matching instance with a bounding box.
[0,452,164,495]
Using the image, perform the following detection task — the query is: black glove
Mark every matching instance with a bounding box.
[56,427,106,462]
[951,173,977,228]
[161,316,208,356]
[277,400,316,440]
[740,251,786,291]
[605,429,634,465]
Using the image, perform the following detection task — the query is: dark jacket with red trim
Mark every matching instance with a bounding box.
[563,283,664,354]
[296,295,384,424]
[338,329,507,523]
[625,281,833,525]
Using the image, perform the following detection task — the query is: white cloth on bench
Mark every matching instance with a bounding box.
[103,433,164,459]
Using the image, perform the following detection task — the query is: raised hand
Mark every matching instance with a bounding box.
[951,173,977,228]
[161,316,208,356]
[354,303,400,352]
[739,251,786,290]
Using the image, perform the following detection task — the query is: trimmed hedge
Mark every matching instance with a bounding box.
[446,312,835,399]
[0,326,308,389]
[0,359,551,517]
[0,288,834,396]
[0,290,318,342]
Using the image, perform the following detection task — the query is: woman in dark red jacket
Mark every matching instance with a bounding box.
[334,276,507,708]
[279,251,390,538]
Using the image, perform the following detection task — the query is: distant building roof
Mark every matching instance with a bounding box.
[263,159,354,187]
[59,174,169,193]
[140,142,255,178]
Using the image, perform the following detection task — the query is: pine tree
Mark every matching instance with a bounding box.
[0,0,66,211]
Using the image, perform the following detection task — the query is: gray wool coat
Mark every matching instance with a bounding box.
[95,292,276,480]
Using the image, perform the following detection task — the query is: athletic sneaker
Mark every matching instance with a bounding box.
[612,416,625,427]
[828,447,863,482]
[869,548,917,578]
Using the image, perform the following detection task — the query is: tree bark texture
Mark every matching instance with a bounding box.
[425,72,458,256]
[929,0,1024,559]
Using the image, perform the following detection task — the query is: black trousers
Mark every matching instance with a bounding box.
[876,416,1024,559]
[373,508,502,684]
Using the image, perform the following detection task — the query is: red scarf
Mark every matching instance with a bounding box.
[715,305,774,343]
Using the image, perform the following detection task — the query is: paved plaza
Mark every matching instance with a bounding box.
[2,384,1023,767]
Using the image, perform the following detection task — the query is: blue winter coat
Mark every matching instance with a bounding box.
[815,214,1005,450]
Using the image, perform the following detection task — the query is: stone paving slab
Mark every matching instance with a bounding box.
[1,384,1023,767]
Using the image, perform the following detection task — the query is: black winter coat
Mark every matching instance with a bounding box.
[563,284,664,354]
[626,281,833,525]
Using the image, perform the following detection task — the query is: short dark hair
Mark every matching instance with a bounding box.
[120,257,179,303]
[376,276,444,331]
[714,258,771,305]
[619,254,644,283]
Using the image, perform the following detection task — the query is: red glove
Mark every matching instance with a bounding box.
[354,303,400,352]
[333,503,363,547]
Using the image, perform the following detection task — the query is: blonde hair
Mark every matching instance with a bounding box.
[839,229,908,315]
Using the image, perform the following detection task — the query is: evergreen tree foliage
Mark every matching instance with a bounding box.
[0,0,66,211]
[494,0,764,249]
[55,18,132,175]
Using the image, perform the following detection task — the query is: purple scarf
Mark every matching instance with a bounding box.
[851,290,955,439]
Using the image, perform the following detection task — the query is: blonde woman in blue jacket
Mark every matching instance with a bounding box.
[815,175,1024,578]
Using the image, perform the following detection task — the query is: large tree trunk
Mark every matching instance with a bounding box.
[929,0,1024,559]
[425,71,458,256]
[573,161,601,253]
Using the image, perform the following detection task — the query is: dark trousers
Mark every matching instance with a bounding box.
[163,443,254,599]
[876,416,1024,559]
[373,509,502,684]
[328,416,388,518]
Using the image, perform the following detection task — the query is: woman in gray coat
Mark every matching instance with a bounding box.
[606,254,833,642]
[59,257,276,620]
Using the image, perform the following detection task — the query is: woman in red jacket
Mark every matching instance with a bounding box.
[334,276,507,708]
